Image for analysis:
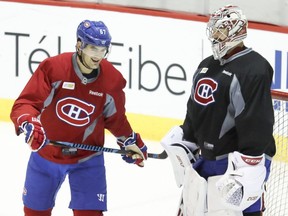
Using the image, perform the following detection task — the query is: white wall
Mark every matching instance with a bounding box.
[1,1,288,120]
[80,0,288,27]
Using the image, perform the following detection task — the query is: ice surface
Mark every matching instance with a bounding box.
[0,122,181,216]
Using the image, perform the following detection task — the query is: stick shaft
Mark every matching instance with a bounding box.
[49,140,167,159]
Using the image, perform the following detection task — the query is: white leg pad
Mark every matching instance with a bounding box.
[164,142,207,216]
[182,165,207,216]
[176,191,184,216]
[206,176,243,216]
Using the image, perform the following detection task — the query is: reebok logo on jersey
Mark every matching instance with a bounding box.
[62,82,75,90]
[89,90,103,97]
[222,70,232,76]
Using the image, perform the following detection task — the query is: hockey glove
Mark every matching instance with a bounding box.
[161,126,200,187]
[18,114,48,152]
[117,132,148,167]
[216,151,266,211]
[160,126,200,164]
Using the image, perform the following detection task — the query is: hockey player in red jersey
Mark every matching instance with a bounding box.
[161,5,275,216]
[10,20,147,216]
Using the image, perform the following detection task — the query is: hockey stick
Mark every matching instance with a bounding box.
[49,140,168,159]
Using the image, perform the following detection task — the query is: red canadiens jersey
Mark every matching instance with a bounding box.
[10,52,133,164]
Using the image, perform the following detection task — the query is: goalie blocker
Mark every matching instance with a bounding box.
[161,126,270,216]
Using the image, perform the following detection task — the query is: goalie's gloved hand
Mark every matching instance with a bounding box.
[216,151,266,211]
[18,115,48,152]
[117,132,148,167]
[171,141,200,164]
[161,126,200,164]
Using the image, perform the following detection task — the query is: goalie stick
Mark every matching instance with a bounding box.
[49,140,168,159]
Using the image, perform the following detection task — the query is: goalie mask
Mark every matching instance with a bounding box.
[206,5,248,60]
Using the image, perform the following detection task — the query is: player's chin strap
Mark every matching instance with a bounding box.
[76,49,94,70]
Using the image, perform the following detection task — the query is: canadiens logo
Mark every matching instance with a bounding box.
[194,78,218,105]
[56,97,95,126]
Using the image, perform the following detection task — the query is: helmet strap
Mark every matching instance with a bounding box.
[77,51,94,71]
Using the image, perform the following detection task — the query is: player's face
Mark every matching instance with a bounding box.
[81,44,107,69]
[211,27,228,43]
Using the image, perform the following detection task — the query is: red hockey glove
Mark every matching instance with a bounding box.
[117,132,148,167]
[18,115,48,152]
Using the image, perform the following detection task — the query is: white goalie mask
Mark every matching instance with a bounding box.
[207,5,248,60]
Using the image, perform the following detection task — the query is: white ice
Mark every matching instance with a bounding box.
[0,121,181,216]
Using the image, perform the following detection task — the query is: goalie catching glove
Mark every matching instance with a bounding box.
[216,151,266,211]
[117,132,147,167]
[17,114,48,152]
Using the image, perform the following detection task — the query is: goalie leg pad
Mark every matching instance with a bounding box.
[162,143,192,187]
[162,142,198,187]
[177,173,243,216]
[182,165,207,216]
